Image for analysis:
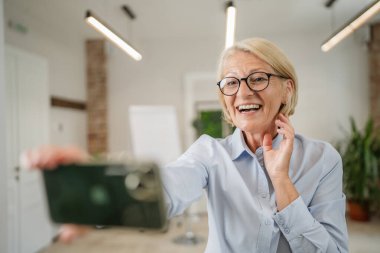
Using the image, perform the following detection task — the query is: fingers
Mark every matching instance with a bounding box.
[23,146,61,169]
[36,146,61,169]
[275,113,294,140]
[262,133,273,152]
[58,224,92,244]
[20,147,50,170]
[58,146,89,165]
[20,146,88,170]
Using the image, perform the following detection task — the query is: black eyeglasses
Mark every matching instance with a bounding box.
[217,71,286,96]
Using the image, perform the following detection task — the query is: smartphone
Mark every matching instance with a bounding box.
[42,161,167,230]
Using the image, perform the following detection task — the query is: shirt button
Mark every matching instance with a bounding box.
[277,218,284,225]
[261,193,267,198]
[284,228,290,234]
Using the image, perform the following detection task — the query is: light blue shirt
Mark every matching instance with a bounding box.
[161,128,348,253]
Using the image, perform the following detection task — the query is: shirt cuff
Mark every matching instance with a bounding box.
[273,196,315,241]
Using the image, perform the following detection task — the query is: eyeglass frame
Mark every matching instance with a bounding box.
[217,71,287,96]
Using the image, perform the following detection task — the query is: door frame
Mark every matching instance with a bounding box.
[0,0,8,252]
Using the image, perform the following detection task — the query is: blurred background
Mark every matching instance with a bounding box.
[0,0,380,252]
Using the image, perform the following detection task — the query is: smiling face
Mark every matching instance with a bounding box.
[222,50,292,135]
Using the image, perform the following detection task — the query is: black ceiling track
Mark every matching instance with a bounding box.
[325,0,338,8]
[122,5,136,20]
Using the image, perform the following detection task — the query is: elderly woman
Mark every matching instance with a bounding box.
[25,38,348,252]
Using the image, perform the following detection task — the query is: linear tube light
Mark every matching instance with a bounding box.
[321,0,380,52]
[225,1,236,49]
[85,11,142,61]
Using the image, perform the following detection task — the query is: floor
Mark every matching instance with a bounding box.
[347,217,380,253]
[40,215,380,253]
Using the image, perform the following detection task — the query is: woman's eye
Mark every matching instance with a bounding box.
[227,81,237,86]
[224,79,238,86]
[250,77,267,83]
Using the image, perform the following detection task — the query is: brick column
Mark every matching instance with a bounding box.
[369,23,380,129]
[86,40,108,154]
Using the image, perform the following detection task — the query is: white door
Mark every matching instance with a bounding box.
[6,45,53,253]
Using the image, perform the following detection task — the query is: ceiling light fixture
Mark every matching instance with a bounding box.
[321,0,380,52]
[225,1,236,49]
[85,11,142,61]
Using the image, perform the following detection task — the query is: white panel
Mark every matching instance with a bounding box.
[129,106,182,166]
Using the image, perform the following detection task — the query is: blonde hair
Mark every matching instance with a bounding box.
[217,38,298,125]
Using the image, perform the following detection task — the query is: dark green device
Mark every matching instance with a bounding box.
[42,161,167,230]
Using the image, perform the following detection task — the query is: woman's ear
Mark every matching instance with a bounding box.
[282,79,294,104]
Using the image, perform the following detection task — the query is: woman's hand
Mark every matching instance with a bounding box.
[262,113,299,211]
[20,145,92,243]
[21,145,89,170]
[262,113,294,182]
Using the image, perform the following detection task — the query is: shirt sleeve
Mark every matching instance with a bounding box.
[160,136,210,218]
[273,148,348,253]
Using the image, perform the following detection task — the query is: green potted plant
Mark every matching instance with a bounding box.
[338,117,380,221]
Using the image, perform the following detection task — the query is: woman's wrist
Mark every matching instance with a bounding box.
[272,177,299,211]
[268,167,290,183]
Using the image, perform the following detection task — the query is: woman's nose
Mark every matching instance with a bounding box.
[237,80,254,96]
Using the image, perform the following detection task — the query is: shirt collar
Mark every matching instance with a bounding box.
[229,128,246,160]
[229,128,283,160]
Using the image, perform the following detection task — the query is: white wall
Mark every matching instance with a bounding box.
[107,37,224,153]
[4,0,87,148]
[0,0,7,251]
[107,31,369,154]
[50,108,87,149]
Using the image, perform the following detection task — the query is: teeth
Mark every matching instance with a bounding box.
[238,104,261,110]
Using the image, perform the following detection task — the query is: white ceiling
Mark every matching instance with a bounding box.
[5,0,380,41]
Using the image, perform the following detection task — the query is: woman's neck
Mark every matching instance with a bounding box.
[243,124,277,152]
